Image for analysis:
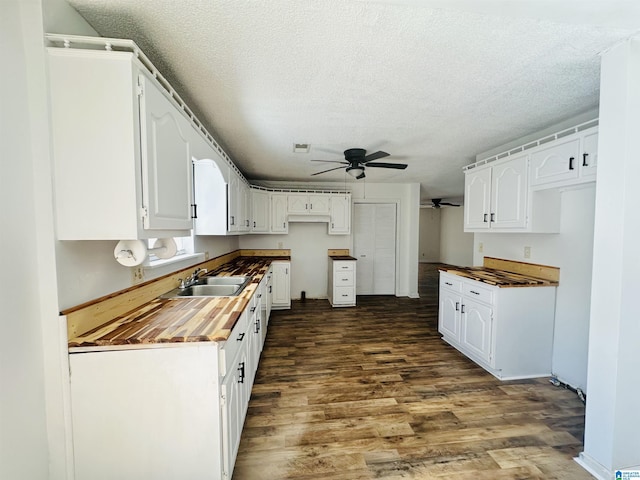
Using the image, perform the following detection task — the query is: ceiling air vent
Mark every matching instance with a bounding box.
[293,143,310,153]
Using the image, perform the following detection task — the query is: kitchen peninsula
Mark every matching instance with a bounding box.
[63,251,290,480]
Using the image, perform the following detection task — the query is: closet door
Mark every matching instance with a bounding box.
[373,204,396,294]
[354,203,397,295]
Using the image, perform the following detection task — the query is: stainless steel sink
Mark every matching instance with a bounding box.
[194,276,251,286]
[160,275,251,298]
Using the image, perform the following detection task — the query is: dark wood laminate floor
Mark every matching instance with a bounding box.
[233,263,592,479]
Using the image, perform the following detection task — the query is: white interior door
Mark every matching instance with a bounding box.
[354,203,397,295]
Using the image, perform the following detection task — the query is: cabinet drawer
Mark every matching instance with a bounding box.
[334,271,354,286]
[334,286,355,303]
[440,275,462,292]
[463,282,493,305]
[219,311,248,377]
[334,261,354,272]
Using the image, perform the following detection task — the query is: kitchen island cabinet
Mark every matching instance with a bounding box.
[328,256,357,307]
[438,263,558,380]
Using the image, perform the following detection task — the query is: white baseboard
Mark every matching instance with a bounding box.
[575,452,611,480]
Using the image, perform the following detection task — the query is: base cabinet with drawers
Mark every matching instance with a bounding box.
[328,258,356,307]
[69,274,274,480]
[438,272,557,380]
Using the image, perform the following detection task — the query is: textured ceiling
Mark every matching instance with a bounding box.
[62,0,640,202]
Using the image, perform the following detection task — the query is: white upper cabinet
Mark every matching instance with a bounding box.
[464,154,529,231]
[193,157,228,236]
[529,126,598,189]
[329,194,351,234]
[139,75,193,232]
[270,194,288,233]
[250,189,270,233]
[464,167,493,230]
[530,137,581,186]
[48,49,194,240]
[287,194,330,214]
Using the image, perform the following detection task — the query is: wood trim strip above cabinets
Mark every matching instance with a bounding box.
[483,257,560,283]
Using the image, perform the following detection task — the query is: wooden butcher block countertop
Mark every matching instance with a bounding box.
[68,256,287,350]
[440,257,560,288]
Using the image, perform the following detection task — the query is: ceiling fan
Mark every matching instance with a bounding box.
[311,148,407,179]
[425,198,460,209]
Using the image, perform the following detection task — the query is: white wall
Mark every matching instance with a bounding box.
[240,223,349,299]
[0,1,96,478]
[439,207,474,266]
[419,208,441,262]
[474,185,596,392]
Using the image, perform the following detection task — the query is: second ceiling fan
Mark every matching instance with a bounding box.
[311,148,407,179]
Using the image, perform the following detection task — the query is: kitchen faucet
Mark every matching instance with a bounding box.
[178,268,208,289]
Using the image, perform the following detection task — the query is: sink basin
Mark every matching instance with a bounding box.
[160,275,252,298]
[194,276,251,286]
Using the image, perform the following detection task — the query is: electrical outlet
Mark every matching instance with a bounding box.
[132,266,144,283]
[204,251,210,260]
[524,246,531,259]
[277,241,283,249]
[478,242,484,253]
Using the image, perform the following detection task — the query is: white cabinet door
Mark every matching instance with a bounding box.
[251,189,270,232]
[438,290,461,341]
[581,129,598,181]
[491,154,528,229]
[309,194,330,214]
[139,74,193,231]
[461,299,493,364]
[464,167,492,230]
[287,194,308,214]
[221,353,245,480]
[329,195,351,234]
[270,194,288,233]
[464,154,528,231]
[241,182,251,232]
[530,137,580,186]
[271,261,291,309]
[193,158,228,235]
[228,172,240,232]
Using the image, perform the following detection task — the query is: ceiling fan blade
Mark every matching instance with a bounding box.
[440,202,460,207]
[356,171,366,180]
[311,159,348,164]
[362,151,390,163]
[311,166,345,176]
[365,162,408,169]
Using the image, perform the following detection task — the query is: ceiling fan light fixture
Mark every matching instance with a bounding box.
[346,166,364,178]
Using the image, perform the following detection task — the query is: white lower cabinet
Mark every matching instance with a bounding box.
[69,283,273,480]
[328,258,356,307]
[271,261,291,309]
[438,272,557,380]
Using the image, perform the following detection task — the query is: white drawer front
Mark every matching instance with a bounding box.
[219,311,248,376]
[463,282,493,305]
[334,286,355,303]
[334,261,354,272]
[334,271,354,286]
[440,274,462,292]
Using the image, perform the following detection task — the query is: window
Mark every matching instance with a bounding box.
[146,235,195,266]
